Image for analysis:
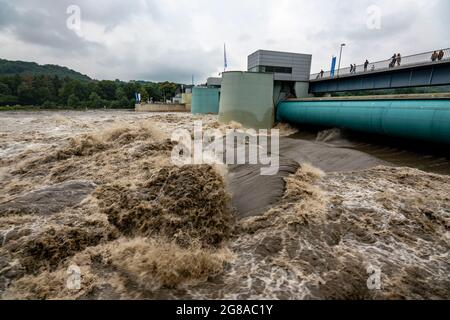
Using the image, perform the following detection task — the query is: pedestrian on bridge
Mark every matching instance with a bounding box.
[431,51,438,62]
[438,50,444,61]
[389,54,397,68]
[364,60,370,71]
[397,53,402,66]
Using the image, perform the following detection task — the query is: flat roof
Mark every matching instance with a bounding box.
[249,49,312,57]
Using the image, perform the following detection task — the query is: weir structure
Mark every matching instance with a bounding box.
[195,48,450,143]
[279,48,450,144]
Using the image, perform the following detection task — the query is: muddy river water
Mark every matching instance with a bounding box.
[0,110,448,300]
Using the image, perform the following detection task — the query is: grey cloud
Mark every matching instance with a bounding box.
[12,0,155,26]
[0,0,104,55]
[133,47,223,83]
[0,0,448,82]
[0,1,18,29]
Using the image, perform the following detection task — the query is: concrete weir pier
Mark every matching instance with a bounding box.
[191,87,220,115]
[201,48,450,145]
[218,71,275,129]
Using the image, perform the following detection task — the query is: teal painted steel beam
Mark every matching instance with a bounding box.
[309,61,450,93]
[277,99,450,144]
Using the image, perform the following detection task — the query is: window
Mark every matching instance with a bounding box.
[256,66,293,74]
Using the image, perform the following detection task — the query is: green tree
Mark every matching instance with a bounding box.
[145,83,162,101]
[51,76,63,97]
[17,79,35,105]
[98,80,117,100]
[110,100,121,109]
[59,79,87,104]
[0,94,18,106]
[67,94,80,108]
[115,87,126,100]
[42,100,57,108]
[102,99,111,109]
[123,82,139,100]
[158,81,177,101]
[140,88,149,103]
[119,96,130,108]
[88,92,103,108]
[0,83,11,95]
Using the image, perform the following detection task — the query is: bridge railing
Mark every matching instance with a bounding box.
[310,48,450,80]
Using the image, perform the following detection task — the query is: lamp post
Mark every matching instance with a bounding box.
[337,43,346,77]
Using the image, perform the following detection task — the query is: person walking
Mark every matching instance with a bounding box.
[353,64,357,74]
[364,60,369,71]
[350,64,354,74]
[320,69,324,78]
[396,53,402,66]
[438,50,444,61]
[431,51,438,62]
[390,54,397,68]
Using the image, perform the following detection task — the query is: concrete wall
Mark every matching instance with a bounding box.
[294,81,310,98]
[218,71,274,129]
[191,87,220,114]
[135,103,189,112]
[182,93,192,105]
[182,93,192,111]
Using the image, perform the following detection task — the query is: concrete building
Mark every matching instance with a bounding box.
[248,50,312,99]
[207,77,222,88]
[190,49,314,128]
[248,50,312,81]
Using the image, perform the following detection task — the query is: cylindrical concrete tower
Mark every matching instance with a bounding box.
[191,87,220,114]
[218,71,274,129]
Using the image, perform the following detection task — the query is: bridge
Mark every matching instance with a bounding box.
[309,48,450,94]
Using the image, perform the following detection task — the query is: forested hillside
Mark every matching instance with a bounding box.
[0,59,183,109]
[0,59,91,81]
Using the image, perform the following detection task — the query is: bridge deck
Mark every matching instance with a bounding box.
[309,49,450,94]
[310,48,450,81]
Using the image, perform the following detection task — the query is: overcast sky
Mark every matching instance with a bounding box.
[0,0,448,83]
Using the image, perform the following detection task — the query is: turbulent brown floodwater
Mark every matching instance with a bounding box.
[293,126,450,176]
[0,110,449,300]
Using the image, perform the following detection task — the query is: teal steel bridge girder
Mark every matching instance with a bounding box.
[309,61,450,94]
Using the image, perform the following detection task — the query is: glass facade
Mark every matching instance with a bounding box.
[249,66,293,74]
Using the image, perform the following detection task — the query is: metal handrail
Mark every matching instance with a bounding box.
[310,48,450,80]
